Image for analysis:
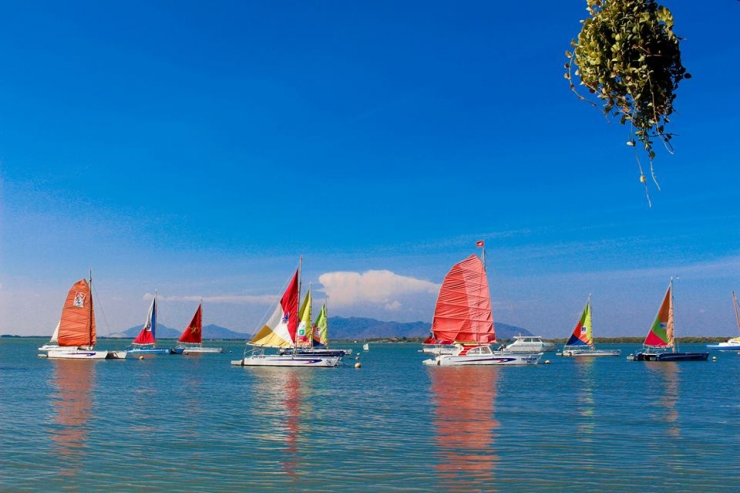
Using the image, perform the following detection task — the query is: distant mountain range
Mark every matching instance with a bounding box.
[113,318,532,341]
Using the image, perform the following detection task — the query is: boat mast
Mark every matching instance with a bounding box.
[733,292,740,332]
[668,278,675,353]
[89,268,94,347]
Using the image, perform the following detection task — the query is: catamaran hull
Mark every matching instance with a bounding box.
[232,355,341,367]
[182,347,223,354]
[630,351,709,362]
[44,350,110,360]
[560,349,621,357]
[423,352,542,366]
[128,348,172,356]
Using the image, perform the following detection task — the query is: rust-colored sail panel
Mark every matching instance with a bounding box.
[58,279,95,347]
[430,255,496,345]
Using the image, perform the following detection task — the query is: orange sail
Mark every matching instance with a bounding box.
[430,254,496,345]
[57,279,96,348]
[179,304,203,344]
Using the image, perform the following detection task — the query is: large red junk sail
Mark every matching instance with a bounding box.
[430,254,496,345]
[58,279,96,347]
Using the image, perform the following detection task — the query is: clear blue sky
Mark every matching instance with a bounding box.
[1,1,738,338]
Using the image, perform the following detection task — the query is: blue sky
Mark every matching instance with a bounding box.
[1,1,738,338]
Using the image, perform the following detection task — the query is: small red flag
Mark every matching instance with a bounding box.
[476,240,484,247]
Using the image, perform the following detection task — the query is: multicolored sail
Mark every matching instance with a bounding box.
[430,254,496,345]
[296,289,312,346]
[250,269,300,348]
[133,297,157,345]
[644,281,674,349]
[565,299,592,348]
[57,278,96,347]
[312,303,329,347]
[178,303,203,344]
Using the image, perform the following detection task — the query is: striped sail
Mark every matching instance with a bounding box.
[644,282,673,349]
[565,300,592,348]
[133,297,157,345]
[250,269,300,348]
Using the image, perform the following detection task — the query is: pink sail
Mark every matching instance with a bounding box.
[430,254,496,345]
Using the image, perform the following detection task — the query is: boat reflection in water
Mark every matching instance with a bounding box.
[429,366,499,492]
[250,369,310,486]
[646,362,680,437]
[51,360,97,477]
[574,358,596,436]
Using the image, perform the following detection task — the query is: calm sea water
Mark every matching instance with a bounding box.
[1,338,739,492]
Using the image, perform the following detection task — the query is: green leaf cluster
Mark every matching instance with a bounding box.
[565,0,690,184]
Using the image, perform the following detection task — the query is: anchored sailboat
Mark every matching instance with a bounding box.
[559,296,620,357]
[40,276,121,359]
[287,298,351,358]
[706,292,740,351]
[629,279,708,362]
[231,260,342,367]
[176,303,223,354]
[128,295,171,356]
[423,244,542,366]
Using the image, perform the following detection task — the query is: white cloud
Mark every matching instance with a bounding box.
[142,293,276,304]
[318,270,440,309]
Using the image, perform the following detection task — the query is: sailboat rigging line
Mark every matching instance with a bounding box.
[486,261,525,330]
[90,276,114,337]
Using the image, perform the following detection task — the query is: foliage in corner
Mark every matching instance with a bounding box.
[565,0,690,204]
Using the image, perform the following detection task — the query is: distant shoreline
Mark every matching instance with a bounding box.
[2,334,734,343]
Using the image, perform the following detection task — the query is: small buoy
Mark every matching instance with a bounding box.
[354,362,361,369]
[712,356,717,362]
[139,356,144,360]
[545,360,551,365]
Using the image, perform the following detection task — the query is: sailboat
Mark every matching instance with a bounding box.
[231,261,342,367]
[176,302,223,354]
[286,299,351,358]
[628,279,709,362]
[127,295,171,356]
[40,276,120,359]
[707,292,740,351]
[559,296,620,357]
[422,246,542,366]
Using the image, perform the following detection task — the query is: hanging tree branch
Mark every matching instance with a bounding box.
[565,0,690,206]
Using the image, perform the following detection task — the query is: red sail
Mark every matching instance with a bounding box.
[282,270,300,344]
[179,304,203,343]
[430,255,496,345]
[58,279,96,347]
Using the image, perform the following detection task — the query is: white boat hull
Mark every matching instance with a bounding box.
[707,342,740,351]
[421,345,455,355]
[423,351,542,366]
[44,349,110,360]
[232,354,341,367]
[504,336,556,353]
[560,348,621,357]
[182,347,223,354]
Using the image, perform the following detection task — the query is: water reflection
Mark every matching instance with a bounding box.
[51,360,97,477]
[429,367,499,492]
[646,362,680,437]
[251,369,311,483]
[574,358,595,436]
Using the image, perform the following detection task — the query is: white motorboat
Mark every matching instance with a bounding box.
[504,335,556,353]
[423,344,542,366]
